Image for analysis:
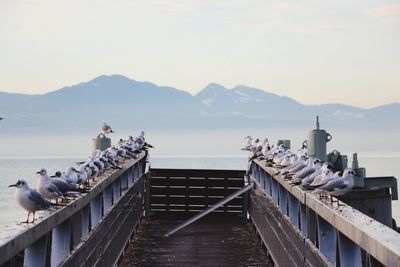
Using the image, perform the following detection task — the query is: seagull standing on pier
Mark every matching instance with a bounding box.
[9,179,52,223]
[101,122,114,136]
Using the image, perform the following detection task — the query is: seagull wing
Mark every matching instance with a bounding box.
[29,190,51,209]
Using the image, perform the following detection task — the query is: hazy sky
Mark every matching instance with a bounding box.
[0,0,399,108]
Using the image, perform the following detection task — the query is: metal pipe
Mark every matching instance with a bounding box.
[164,183,254,237]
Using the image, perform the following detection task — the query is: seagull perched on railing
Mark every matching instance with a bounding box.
[317,169,355,197]
[9,179,52,223]
[101,122,114,136]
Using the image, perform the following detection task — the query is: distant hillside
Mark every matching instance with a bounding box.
[0,74,398,133]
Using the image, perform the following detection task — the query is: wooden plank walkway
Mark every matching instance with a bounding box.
[122,215,271,267]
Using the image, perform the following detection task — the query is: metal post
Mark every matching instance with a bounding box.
[24,235,48,267]
[165,183,254,236]
[92,134,111,151]
[51,220,71,267]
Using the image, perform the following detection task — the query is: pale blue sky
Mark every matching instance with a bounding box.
[0,0,399,108]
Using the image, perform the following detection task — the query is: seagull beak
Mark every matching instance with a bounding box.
[36,171,41,174]
[8,183,17,187]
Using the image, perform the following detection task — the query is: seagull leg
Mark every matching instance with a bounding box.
[21,212,30,224]
[31,212,35,223]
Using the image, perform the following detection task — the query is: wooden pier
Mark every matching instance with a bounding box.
[1,155,400,267]
[123,215,271,267]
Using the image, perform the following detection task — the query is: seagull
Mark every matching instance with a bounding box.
[320,169,355,197]
[37,168,85,203]
[290,158,322,183]
[101,122,114,135]
[0,117,4,121]
[9,179,52,223]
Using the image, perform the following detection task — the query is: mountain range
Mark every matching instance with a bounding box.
[0,74,398,133]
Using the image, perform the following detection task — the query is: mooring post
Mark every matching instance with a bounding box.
[92,133,111,151]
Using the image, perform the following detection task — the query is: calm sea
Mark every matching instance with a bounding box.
[0,155,399,239]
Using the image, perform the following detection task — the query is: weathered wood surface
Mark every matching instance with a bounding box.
[122,215,271,267]
[0,152,146,266]
[249,187,331,267]
[252,159,400,267]
[61,176,145,266]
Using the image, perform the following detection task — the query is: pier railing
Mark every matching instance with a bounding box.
[249,159,400,267]
[0,152,148,267]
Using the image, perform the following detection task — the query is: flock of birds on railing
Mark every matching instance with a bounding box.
[242,136,355,204]
[8,123,153,223]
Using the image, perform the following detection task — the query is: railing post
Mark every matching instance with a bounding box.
[24,234,48,267]
[271,178,279,204]
[300,203,307,236]
[133,163,139,182]
[260,170,265,189]
[70,211,82,248]
[121,172,128,190]
[317,215,337,265]
[81,205,90,240]
[51,219,71,267]
[127,166,134,187]
[338,232,362,267]
[145,172,151,217]
[265,170,272,196]
[103,185,113,214]
[91,194,103,228]
[113,178,121,203]
[307,207,318,244]
[288,194,299,228]
[279,184,288,215]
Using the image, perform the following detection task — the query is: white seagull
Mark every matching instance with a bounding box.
[9,179,52,223]
[101,122,114,135]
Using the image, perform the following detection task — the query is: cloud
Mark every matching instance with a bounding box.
[367,4,400,18]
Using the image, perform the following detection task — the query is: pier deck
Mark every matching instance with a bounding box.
[123,215,271,267]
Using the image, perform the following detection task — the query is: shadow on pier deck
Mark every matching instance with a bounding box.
[123,215,271,267]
